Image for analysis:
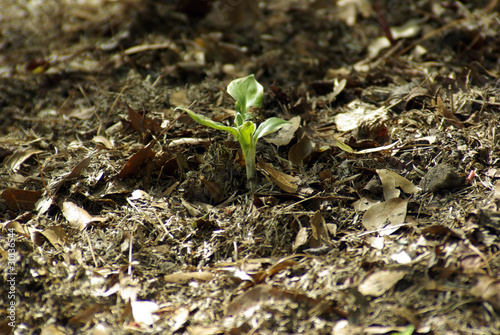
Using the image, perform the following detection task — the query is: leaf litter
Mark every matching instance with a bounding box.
[1,0,500,334]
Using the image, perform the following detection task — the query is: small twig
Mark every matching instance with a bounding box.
[84,230,98,267]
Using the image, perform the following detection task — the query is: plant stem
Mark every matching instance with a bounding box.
[244,146,257,191]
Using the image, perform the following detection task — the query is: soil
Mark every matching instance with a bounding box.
[1,0,500,334]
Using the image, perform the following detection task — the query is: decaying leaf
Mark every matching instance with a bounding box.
[200,176,224,203]
[376,169,419,200]
[3,149,44,171]
[61,200,94,230]
[362,198,407,232]
[470,276,500,311]
[41,226,67,250]
[2,188,43,211]
[309,210,328,247]
[64,157,91,179]
[117,142,155,178]
[68,304,102,326]
[293,227,309,251]
[164,271,214,283]
[333,137,400,155]
[435,96,464,129]
[131,301,160,326]
[358,270,406,297]
[258,162,298,193]
[288,134,313,165]
[126,103,163,136]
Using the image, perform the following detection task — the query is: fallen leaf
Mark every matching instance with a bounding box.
[64,157,91,179]
[200,176,224,203]
[171,306,190,332]
[362,198,407,232]
[258,162,298,193]
[3,149,44,171]
[68,304,102,326]
[92,135,114,149]
[358,270,406,297]
[126,103,163,136]
[470,276,500,311]
[310,210,328,247]
[2,189,43,211]
[288,134,313,165]
[117,142,155,178]
[376,169,420,200]
[61,201,93,230]
[293,227,309,251]
[164,271,213,283]
[435,96,464,129]
[41,226,67,250]
[131,301,159,326]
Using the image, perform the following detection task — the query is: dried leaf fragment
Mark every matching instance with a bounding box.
[4,149,44,171]
[2,188,43,211]
[471,275,500,311]
[164,271,213,283]
[358,270,406,296]
[61,201,93,230]
[258,162,298,193]
[362,198,407,232]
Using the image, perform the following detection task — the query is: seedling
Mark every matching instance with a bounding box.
[176,74,290,189]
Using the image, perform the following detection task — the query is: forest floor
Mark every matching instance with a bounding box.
[1,0,500,334]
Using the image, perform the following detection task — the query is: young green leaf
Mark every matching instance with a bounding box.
[176,107,239,138]
[227,74,263,119]
[253,117,291,142]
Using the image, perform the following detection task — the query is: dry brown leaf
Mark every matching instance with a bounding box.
[435,96,464,129]
[126,103,163,136]
[64,157,91,179]
[41,226,67,250]
[2,188,43,211]
[68,304,102,326]
[362,198,407,232]
[376,169,419,200]
[40,325,67,335]
[4,149,44,171]
[186,325,223,335]
[163,271,213,283]
[117,142,155,179]
[200,176,224,203]
[470,275,500,311]
[92,135,114,149]
[358,270,406,297]
[258,162,298,193]
[309,210,328,247]
[288,134,313,165]
[171,306,190,332]
[293,227,309,252]
[263,116,300,146]
[61,200,93,230]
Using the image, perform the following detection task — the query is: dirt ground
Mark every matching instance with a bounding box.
[1,0,500,334]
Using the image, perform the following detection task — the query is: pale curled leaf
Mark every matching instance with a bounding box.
[227,74,263,116]
[376,169,420,200]
[131,301,159,326]
[61,200,93,230]
[258,162,298,193]
[358,270,406,297]
[362,198,407,232]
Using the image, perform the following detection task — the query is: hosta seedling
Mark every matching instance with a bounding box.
[176,74,290,189]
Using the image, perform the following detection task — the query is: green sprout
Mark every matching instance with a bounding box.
[176,74,290,189]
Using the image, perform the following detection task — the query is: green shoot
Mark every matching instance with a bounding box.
[176,74,290,189]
